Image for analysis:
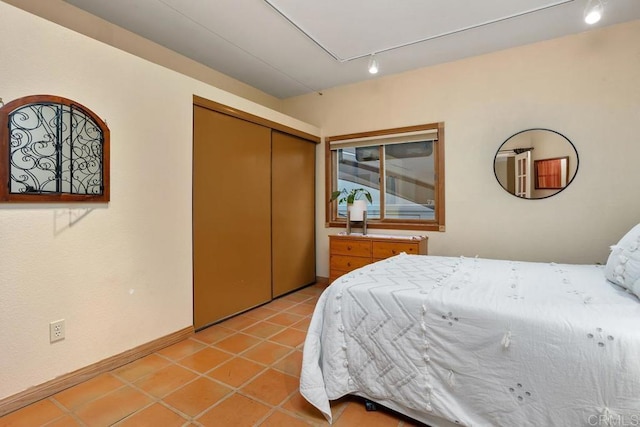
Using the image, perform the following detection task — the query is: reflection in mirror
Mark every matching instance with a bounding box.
[494,129,578,199]
[534,157,568,189]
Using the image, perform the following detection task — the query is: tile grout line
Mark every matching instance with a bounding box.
[1,284,329,426]
[164,338,301,422]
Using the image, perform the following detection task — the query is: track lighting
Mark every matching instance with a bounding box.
[368,54,379,74]
[584,0,603,24]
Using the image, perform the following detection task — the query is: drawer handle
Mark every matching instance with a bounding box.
[347,246,352,251]
[392,249,397,254]
[347,262,351,267]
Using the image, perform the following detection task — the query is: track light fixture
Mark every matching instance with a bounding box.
[368,54,379,74]
[584,0,603,24]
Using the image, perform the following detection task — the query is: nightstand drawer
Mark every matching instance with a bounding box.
[330,239,371,257]
[330,254,371,272]
[372,241,420,259]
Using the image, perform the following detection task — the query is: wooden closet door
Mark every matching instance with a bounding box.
[271,131,316,297]
[193,106,271,329]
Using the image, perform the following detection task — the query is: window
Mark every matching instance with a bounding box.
[0,95,110,202]
[325,122,445,231]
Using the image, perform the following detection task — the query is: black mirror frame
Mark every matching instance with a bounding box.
[493,128,579,200]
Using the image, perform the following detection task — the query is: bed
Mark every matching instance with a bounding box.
[300,225,640,426]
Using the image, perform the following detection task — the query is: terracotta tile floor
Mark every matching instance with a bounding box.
[0,283,424,427]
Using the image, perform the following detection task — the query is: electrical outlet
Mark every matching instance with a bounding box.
[49,319,65,343]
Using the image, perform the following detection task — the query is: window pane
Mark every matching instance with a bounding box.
[384,141,435,220]
[326,122,444,231]
[336,146,380,219]
[66,106,104,195]
[8,103,103,195]
[9,104,59,193]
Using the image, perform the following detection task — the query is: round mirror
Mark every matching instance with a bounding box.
[494,128,578,199]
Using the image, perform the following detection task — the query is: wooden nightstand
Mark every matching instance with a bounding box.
[329,234,428,282]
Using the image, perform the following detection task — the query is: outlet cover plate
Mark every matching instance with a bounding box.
[50,319,65,343]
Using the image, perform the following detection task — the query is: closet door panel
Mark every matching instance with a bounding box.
[271,131,316,297]
[193,106,271,329]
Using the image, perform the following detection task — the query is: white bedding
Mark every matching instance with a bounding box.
[300,254,640,426]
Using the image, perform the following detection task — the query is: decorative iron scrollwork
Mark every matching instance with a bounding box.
[9,103,103,195]
[0,95,110,202]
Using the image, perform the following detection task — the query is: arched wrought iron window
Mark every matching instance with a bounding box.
[0,95,110,202]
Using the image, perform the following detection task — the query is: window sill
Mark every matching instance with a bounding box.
[326,220,444,232]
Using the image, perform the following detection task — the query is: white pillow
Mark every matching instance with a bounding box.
[605,223,640,298]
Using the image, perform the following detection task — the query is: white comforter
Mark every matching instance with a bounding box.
[300,254,640,426]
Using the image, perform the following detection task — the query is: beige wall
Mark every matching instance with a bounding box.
[0,2,318,401]
[2,0,639,404]
[281,20,640,277]
[1,0,283,111]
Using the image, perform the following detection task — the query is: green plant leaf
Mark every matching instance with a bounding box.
[329,187,373,205]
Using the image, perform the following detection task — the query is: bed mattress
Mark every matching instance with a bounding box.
[300,254,640,426]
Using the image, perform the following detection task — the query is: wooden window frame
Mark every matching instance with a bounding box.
[0,95,110,203]
[325,122,445,232]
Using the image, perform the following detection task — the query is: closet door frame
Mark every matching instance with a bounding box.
[193,96,319,143]
[192,96,319,330]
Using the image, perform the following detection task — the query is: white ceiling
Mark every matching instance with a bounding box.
[61,0,640,99]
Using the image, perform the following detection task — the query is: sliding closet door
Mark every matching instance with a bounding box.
[193,106,271,329]
[271,131,316,297]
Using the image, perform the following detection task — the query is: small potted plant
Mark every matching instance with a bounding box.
[330,188,373,221]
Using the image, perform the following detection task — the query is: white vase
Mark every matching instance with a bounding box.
[348,199,367,221]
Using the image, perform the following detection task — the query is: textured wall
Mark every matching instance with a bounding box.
[0,2,318,400]
[1,0,283,111]
[281,20,640,276]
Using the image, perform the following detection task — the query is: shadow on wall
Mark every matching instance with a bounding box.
[54,208,93,236]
